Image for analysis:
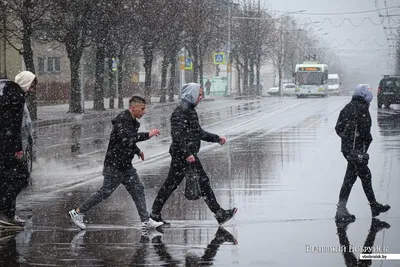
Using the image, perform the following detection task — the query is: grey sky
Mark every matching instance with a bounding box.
[263,0,400,89]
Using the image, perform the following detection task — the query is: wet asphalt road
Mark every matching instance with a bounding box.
[1,96,399,266]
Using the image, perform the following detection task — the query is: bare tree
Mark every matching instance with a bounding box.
[137,0,165,103]
[184,0,224,84]
[157,0,184,103]
[0,0,51,120]
[396,29,400,75]
[44,0,96,113]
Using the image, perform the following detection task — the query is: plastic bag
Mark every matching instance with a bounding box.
[184,165,202,200]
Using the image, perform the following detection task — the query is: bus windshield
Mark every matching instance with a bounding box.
[328,79,338,85]
[297,72,324,86]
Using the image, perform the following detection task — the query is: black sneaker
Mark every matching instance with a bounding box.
[214,227,238,245]
[335,219,354,232]
[370,218,390,233]
[335,205,356,223]
[215,208,238,225]
[370,202,390,217]
[150,213,171,227]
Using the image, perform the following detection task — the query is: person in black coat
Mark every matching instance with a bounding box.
[150,83,238,226]
[0,79,26,227]
[335,84,390,222]
[69,96,164,230]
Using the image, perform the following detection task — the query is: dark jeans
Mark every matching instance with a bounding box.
[338,152,376,204]
[78,166,149,222]
[0,157,29,218]
[152,155,221,215]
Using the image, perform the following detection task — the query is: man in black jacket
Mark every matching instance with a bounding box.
[69,96,164,230]
[0,79,26,227]
[335,84,390,222]
[150,83,238,226]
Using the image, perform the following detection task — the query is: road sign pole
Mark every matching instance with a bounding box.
[180,47,185,99]
[227,4,231,96]
[115,57,119,106]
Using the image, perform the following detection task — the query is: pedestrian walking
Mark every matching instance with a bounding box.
[335,84,390,222]
[69,96,164,230]
[150,83,238,226]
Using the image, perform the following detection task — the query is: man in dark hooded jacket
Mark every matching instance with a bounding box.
[69,96,164,231]
[0,79,26,227]
[335,84,390,222]
[150,83,238,226]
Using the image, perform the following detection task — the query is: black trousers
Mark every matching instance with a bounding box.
[0,157,29,218]
[152,154,221,215]
[337,221,378,267]
[338,152,376,204]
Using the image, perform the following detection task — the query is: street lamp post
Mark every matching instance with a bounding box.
[227,4,231,96]
[278,10,306,97]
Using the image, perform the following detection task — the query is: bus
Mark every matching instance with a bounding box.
[294,61,329,98]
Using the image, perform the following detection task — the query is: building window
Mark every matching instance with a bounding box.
[38,56,61,74]
[38,57,45,75]
[48,57,60,73]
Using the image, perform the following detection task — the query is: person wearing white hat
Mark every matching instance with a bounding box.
[0,77,26,227]
[6,71,38,226]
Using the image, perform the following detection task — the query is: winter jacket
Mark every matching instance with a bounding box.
[103,110,149,170]
[169,99,220,158]
[0,80,26,160]
[335,95,373,154]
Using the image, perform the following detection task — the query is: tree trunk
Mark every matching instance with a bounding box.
[143,41,154,103]
[159,54,168,103]
[199,51,204,86]
[93,44,105,110]
[237,64,241,95]
[108,58,115,109]
[249,58,255,95]
[256,57,261,95]
[243,57,249,95]
[67,49,82,113]
[21,2,36,120]
[278,67,283,96]
[168,51,177,102]
[192,37,199,83]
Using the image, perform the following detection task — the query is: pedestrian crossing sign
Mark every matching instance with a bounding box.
[213,52,226,65]
[184,58,193,70]
[112,57,117,71]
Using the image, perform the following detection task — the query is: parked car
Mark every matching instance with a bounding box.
[377,75,400,109]
[267,87,279,96]
[283,83,296,96]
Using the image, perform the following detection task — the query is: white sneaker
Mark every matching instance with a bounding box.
[71,230,86,248]
[141,218,163,230]
[69,209,86,230]
[141,228,164,241]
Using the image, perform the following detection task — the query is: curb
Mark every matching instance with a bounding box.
[233,96,262,100]
[35,98,217,127]
[35,109,123,127]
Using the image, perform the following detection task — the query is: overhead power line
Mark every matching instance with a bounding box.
[299,17,385,27]
[269,5,400,16]
[327,39,387,46]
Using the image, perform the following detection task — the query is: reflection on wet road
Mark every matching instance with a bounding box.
[2,97,399,266]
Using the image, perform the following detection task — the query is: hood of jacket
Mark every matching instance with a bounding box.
[181,83,201,105]
[352,84,373,104]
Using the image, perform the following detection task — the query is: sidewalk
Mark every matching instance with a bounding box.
[35,96,216,127]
